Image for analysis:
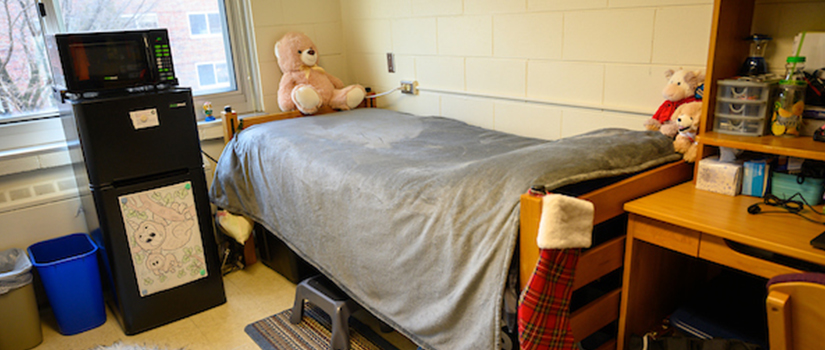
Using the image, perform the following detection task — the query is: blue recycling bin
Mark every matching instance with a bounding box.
[27,233,106,335]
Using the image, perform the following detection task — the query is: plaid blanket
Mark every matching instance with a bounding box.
[518,248,580,350]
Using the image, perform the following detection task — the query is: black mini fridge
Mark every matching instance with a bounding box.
[60,87,226,335]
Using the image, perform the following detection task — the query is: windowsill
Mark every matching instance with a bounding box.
[198,118,224,141]
[0,142,71,177]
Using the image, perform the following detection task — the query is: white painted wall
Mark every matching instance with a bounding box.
[339,0,714,139]
[0,165,88,252]
[753,1,825,75]
[333,0,825,140]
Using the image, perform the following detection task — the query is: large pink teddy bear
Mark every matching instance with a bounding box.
[275,32,366,114]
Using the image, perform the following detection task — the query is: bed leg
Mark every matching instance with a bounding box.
[243,237,257,266]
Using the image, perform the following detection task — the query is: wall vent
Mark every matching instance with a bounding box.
[9,188,33,201]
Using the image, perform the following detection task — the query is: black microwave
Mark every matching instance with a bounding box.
[47,29,178,95]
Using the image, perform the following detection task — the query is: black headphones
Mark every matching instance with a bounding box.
[748,193,825,225]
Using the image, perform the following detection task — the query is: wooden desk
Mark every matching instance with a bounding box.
[616,182,825,350]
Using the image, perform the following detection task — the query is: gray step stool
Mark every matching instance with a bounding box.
[290,275,361,350]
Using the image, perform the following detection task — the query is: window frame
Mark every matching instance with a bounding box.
[0,0,259,156]
[186,0,259,119]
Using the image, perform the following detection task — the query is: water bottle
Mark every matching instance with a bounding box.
[771,56,806,137]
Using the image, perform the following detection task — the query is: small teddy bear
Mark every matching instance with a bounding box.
[672,101,703,163]
[275,32,366,115]
[645,69,705,137]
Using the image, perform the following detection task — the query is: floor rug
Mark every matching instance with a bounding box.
[89,343,182,350]
[245,304,399,350]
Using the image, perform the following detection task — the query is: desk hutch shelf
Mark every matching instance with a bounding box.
[696,0,825,164]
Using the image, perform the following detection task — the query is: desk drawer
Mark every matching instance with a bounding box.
[698,235,801,279]
[628,214,700,257]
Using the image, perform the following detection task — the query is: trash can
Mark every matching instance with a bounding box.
[27,233,106,335]
[0,248,42,350]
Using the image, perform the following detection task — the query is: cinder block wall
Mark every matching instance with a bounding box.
[247,0,825,139]
[339,0,713,140]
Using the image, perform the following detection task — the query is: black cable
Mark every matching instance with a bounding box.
[771,192,824,216]
[748,192,825,225]
[201,149,219,164]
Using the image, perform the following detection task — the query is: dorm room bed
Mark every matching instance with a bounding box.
[211,107,692,350]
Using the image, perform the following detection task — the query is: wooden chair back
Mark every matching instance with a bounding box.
[766,274,825,350]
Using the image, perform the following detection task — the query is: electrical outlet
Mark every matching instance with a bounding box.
[386,53,395,73]
[401,80,418,95]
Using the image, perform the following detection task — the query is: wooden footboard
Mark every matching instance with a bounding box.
[222,97,376,143]
[518,160,693,346]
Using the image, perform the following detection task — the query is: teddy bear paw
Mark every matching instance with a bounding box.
[292,85,322,114]
[683,146,698,163]
[345,87,366,109]
[659,122,679,138]
[644,118,662,131]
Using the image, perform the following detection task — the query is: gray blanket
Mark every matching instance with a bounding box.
[209,108,680,350]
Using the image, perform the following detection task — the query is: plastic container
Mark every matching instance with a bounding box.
[717,79,773,101]
[770,172,825,205]
[0,248,42,350]
[771,56,807,137]
[714,79,775,136]
[713,114,767,136]
[717,98,768,118]
[27,234,106,335]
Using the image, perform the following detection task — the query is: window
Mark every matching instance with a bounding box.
[120,13,159,29]
[197,62,230,89]
[52,1,249,103]
[1,0,258,153]
[0,0,56,123]
[188,12,222,37]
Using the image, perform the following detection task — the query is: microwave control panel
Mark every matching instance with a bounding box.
[149,33,177,86]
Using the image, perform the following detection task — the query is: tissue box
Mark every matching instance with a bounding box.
[696,157,743,196]
[742,160,770,197]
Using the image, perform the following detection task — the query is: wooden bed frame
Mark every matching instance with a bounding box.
[220,106,693,350]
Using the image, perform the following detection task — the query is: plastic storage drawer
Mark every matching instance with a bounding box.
[716,98,769,118]
[714,79,775,136]
[714,114,767,136]
[716,79,773,101]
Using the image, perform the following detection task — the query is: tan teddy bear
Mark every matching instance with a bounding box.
[275,32,366,114]
[645,69,704,138]
[672,101,703,162]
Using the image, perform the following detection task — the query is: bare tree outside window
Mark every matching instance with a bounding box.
[0,0,53,118]
[59,0,158,32]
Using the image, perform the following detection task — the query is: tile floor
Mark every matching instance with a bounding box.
[30,263,417,350]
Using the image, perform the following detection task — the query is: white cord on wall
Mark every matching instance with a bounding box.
[366,87,401,99]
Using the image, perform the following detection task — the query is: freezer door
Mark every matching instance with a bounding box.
[70,88,203,186]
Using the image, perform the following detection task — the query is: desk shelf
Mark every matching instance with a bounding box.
[698,132,825,162]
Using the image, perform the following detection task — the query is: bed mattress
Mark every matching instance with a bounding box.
[209,108,680,350]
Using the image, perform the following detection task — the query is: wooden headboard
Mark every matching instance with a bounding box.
[222,95,377,143]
